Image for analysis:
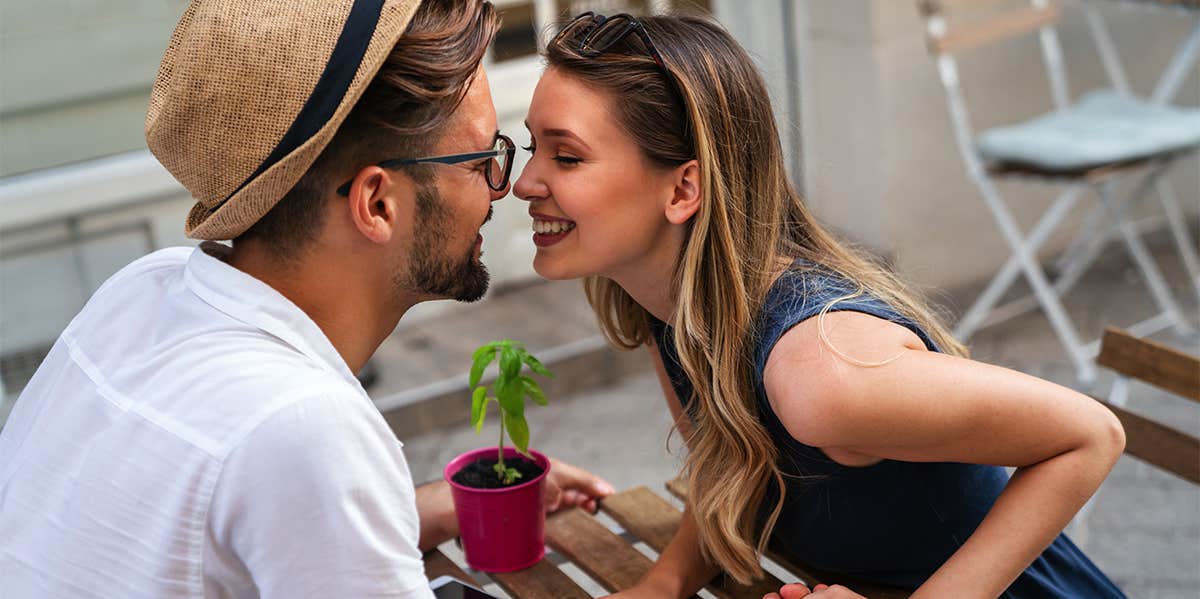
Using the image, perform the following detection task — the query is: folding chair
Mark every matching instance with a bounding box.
[1077,0,1200,298]
[1070,327,1199,543]
[917,0,1199,385]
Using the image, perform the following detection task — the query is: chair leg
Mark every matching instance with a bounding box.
[1096,179,1194,336]
[954,185,1085,341]
[973,175,1097,384]
[1154,178,1200,305]
[1108,375,1130,409]
[1054,202,1106,276]
[1150,23,1200,106]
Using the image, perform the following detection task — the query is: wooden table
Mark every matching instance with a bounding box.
[424,484,911,599]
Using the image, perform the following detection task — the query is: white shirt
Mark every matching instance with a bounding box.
[0,245,434,599]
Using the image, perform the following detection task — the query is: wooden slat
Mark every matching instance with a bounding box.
[491,559,591,599]
[423,549,473,583]
[601,486,786,599]
[544,506,654,592]
[920,0,1017,13]
[666,479,912,598]
[599,487,681,550]
[1098,327,1200,402]
[930,5,1060,55]
[1101,400,1200,484]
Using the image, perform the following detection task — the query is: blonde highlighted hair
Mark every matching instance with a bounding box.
[550,14,967,584]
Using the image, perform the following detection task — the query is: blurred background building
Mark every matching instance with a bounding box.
[1,0,1196,409]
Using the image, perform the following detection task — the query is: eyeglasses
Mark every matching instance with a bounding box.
[336,134,516,196]
[552,12,683,102]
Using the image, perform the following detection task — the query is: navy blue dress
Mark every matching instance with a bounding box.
[649,262,1124,597]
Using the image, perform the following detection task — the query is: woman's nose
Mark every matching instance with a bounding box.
[512,163,540,202]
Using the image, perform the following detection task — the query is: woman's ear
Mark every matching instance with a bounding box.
[346,166,405,244]
[665,159,701,225]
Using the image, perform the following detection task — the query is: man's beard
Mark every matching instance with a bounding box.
[398,184,490,303]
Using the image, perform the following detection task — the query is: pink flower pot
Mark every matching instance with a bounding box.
[444,446,550,572]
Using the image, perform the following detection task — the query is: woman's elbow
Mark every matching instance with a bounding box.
[1093,405,1126,466]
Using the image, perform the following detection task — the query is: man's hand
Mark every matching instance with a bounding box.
[764,583,866,599]
[543,457,614,513]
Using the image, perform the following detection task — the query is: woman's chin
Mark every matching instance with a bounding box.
[532,257,580,281]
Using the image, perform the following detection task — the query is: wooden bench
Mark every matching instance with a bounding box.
[423,482,910,598]
[1094,326,1200,484]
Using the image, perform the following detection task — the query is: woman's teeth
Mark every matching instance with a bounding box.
[533,220,576,234]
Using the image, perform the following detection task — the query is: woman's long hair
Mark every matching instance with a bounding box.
[548,14,968,584]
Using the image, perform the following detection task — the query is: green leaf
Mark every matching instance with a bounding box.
[519,349,555,378]
[503,410,530,455]
[470,386,488,432]
[496,375,524,418]
[469,347,497,389]
[499,346,521,382]
[520,376,548,406]
[504,467,522,485]
[494,463,521,485]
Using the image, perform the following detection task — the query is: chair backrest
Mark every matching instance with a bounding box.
[1096,327,1200,484]
[916,0,1071,175]
[918,0,1062,56]
[1098,327,1200,401]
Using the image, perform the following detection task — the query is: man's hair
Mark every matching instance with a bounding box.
[236,0,500,257]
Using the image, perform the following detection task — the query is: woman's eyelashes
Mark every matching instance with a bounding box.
[522,143,582,166]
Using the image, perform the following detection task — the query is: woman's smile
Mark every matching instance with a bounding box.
[530,212,577,247]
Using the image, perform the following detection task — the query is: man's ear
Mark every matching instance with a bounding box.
[345,166,407,244]
[664,159,701,225]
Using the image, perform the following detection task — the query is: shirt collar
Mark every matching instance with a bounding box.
[183,242,367,396]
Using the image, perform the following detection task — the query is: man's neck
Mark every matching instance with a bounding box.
[227,243,413,374]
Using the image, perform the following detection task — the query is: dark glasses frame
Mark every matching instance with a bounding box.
[336,134,516,196]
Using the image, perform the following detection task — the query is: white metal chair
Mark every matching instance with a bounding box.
[1076,0,1200,299]
[917,0,1199,385]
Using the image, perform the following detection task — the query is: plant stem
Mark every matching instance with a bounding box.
[497,413,506,477]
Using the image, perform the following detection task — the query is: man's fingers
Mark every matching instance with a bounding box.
[550,458,615,496]
[779,583,812,599]
[542,480,563,512]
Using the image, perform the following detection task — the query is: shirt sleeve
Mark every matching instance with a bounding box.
[206,387,434,599]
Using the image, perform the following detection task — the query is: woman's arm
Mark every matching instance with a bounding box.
[763,311,1125,598]
[610,343,720,598]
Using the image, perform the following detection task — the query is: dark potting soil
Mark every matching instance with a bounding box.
[451,457,544,489]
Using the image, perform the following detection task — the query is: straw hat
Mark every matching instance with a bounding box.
[146,0,421,240]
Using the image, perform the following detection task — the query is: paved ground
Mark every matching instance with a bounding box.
[396,228,1200,598]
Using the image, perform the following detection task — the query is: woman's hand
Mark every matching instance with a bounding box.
[543,457,615,513]
[763,583,866,599]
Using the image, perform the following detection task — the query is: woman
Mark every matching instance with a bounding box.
[514,11,1127,599]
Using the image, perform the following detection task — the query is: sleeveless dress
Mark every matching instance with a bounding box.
[649,262,1125,597]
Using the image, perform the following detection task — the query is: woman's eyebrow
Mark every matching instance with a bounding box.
[523,120,591,150]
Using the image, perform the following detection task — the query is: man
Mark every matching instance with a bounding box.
[0,1,612,597]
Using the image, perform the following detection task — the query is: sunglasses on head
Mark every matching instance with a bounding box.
[552,12,685,103]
